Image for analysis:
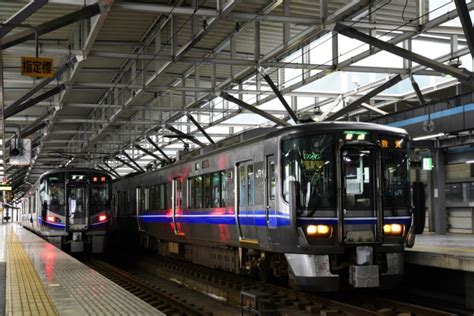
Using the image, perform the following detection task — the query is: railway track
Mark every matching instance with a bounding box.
[87,259,213,316]
[137,256,455,316]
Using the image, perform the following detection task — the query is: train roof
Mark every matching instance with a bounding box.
[178,121,407,162]
[38,168,112,179]
[264,121,408,139]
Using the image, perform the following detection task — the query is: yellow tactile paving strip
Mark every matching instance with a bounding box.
[5,227,59,316]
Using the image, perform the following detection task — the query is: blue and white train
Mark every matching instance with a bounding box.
[20,168,113,253]
[113,122,425,291]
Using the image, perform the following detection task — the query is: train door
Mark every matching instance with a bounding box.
[265,155,279,244]
[172,178,185,236]
[235,160,258,244]
[67,182,88,228]
[340,146,383,243]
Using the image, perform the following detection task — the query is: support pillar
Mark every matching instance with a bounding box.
[433,146,447,234]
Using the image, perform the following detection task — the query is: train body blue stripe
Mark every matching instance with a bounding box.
[138,210,411,226]
[38,217,66,229]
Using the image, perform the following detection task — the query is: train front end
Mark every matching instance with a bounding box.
[277,124,425,291]
[40,170,112,253]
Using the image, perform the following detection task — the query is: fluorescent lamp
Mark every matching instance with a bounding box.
[466,160,474,164]
[412,133,445,141]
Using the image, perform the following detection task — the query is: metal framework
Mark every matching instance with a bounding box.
[0,0,473,194]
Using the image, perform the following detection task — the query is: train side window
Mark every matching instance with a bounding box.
[247,164,254,206]
[212,173,221,208]
[189,178,195,208]
[135,187,141,212]
[268,161,276,200]
[195,176,203,208]
[204,174,212,208]
[144,187,150,212]
[159,183,166,210]
[239,165,246,207]
[220,171,227,207]
[149,185,155,211]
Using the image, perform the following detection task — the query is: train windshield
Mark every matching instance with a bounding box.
[40,174,66,216]
[282,134,335,211]
[91,176,110,214]
[380,135,410,209]
[342,148,375,211]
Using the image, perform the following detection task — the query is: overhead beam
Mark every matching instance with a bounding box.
[134,144,166,163]
[122,151,145,173]
[114,156,142,174]
[4,84,65,119]
[331,23,474,86]
[186,112,215,144]
[0,0,48,37]
[326,74,404,121]
[259,68,299,123]
[220,91,290,127]
[102,160,120,178]
[115,2,320,24]
[1,3,104,49]
[165,124,206,147]
[96,165,118,178]
[145,136,172,163]
[360,103,388,115]
[19,113,49,138]
[454,0,474,57]
[409,75,427,107]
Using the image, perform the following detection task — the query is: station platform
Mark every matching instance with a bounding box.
[406,233,474,272]
[0,223,161,315]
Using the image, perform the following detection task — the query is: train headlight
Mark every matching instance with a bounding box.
[94,214,108,223]
[306,224,331,238]
[383,224,404,236]
[46,216,60,223]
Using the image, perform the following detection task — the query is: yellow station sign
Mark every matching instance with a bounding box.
[0,186,12,191]
[21,56,54,78]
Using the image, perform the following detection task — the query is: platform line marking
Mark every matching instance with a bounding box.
[6,226,59,315]
[410,245,474,253]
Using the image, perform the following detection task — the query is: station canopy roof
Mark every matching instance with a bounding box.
[0,0,472,196]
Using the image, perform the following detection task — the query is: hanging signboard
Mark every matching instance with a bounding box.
[21,56,54,78]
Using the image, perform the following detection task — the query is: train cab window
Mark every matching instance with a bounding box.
[247,164,255,206]
[282,134,335,212]
[342,148,374,210]
[380,135,410,209]
[212,173,221,208]
[204,174,212,208]
[40,173,66,216]
[91,175,110,214]
[220,171,227,207]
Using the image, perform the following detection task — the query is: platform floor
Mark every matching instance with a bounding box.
[406,233,474,272]
[1,223,162,315]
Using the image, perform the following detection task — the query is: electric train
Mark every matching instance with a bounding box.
[113,122,425,291]
[19,168,113,253]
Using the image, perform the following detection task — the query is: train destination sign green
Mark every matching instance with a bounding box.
[303,152,321,161]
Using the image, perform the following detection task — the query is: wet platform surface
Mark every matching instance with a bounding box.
[1,223,162,315]
[406,233,474,272]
